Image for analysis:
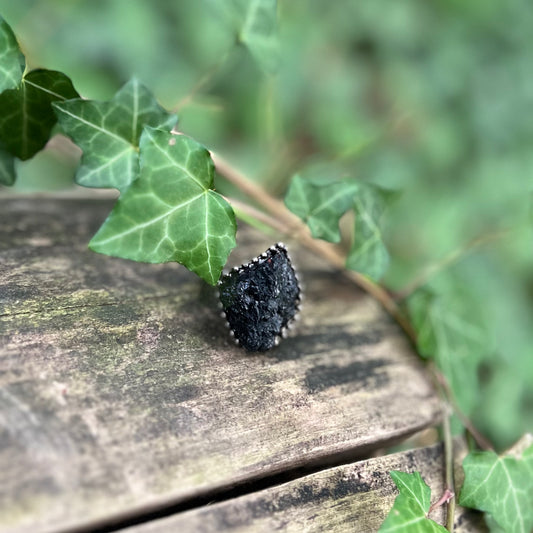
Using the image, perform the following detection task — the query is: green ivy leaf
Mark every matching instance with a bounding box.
[89,128,236,285]
[0,16,25,92]
[239,0,279,73]
[54,78,177,192]
[379,471,447,532]
[0,69,79,161]
[460,440,533,533]
[0,146,15,186]
[346,184,391,280]
[284,175,358,243]
[407,288,487,415]
[210,0,280,73]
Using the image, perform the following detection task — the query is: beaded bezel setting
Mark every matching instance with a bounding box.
[217,243,301,351]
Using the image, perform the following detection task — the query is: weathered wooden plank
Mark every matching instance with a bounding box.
[124,443,487,533]
[0,198,441,533]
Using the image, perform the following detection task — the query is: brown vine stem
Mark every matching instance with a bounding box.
[212,152,417,343]
[427,361,494,528]
[441,399,455,532]
[426,366,456,531]
[171,49,231,113]
[225,196,288,235]
[433,366,493,452]
[396,229,511,301]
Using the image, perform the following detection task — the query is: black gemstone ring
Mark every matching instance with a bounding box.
[217,243,302,351]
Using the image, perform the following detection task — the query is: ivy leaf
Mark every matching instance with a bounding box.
[0,146,16,186]
[238,0,279,73]
[284,175,358,243]
[54,78,177,192]
[0,69,79,161]
[89,128,236,285]
[210,0,280,73]
[460,439,533,533]
[0,16,25,92]
[379,471,447,532]
[407,288,487,415]
[346,184,391,280]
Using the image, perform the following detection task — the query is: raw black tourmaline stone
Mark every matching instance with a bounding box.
[218,243,301,352]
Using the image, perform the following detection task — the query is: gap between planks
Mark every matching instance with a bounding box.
[48,434,430,533]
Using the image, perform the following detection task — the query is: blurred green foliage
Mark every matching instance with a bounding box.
[1,0,532,449]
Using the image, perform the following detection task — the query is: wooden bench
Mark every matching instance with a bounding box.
[0,197,485,532]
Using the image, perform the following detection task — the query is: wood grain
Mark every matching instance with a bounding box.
[1,198,440,533]
[125,443,487,533]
